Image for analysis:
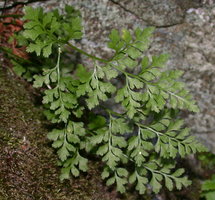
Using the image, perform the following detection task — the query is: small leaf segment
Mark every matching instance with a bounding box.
[22,6,207,195]
[201,175,215,200]
[23,5,82,57]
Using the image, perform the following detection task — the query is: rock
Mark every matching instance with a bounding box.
[147,5,215,152]
[176,0,203,10]
[110,0,185,27]
[181,6,215,152]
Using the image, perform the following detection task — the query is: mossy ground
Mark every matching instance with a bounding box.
[0,69,130,200]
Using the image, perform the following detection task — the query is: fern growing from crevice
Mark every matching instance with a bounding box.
[19,5,207,195]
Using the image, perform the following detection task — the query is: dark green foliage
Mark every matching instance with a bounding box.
[21,5,207,195]
[201,175,215,200]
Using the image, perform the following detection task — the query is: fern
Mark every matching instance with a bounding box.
[20,5,207,195]
[201,175,215,200]
[23,6,82,57]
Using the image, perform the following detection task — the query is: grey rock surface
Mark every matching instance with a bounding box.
[32,0,215,152]
[111,0,186,27]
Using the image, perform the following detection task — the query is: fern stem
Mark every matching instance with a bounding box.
[138,124,182,144]
[100,105,125,118]
[56,47,64,110]
[67,42,150,88]
[56,47,61,86]
[108,114,113,151]
[67,43,109,63]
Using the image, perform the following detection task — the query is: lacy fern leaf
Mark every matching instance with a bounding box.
[21,5,207,196]
[23,5,82,57]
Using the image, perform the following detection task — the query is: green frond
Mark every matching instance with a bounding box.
[21,5,206,196]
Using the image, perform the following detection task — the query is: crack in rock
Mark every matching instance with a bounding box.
[109,0,186,27]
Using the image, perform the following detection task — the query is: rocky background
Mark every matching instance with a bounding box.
[30,0,215,152]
